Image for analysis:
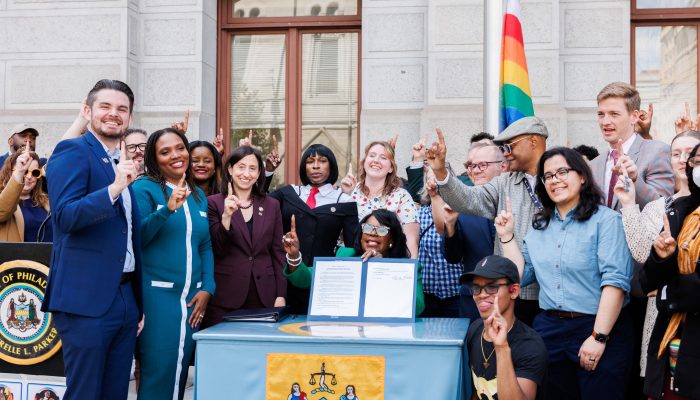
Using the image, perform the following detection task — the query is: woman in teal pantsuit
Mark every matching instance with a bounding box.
[133,128,215,400]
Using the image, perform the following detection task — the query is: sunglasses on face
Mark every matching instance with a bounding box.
[12,167,42,178]
[361,223,390,237]
[498,135,530,155]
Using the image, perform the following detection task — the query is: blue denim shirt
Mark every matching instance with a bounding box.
[522,204,633,315]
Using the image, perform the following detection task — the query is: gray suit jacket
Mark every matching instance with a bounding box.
[590,134,674,211]
[437,172,540,300]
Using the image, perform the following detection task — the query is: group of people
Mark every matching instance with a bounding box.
[1,77,697,400]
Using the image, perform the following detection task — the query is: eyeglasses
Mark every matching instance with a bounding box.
[13,167,42,178]
[361,223,390,237]
[125,143,147,153]
[468,282,512,296]
[464,161,502,173]
[498,136,530,155]
[541,168,573,184]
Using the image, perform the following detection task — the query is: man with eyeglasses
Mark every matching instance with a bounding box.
[427,116,548,326]
[123,128,147,174]
[463,255,547,400]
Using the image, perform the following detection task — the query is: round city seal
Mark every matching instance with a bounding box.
[0,260,60,365]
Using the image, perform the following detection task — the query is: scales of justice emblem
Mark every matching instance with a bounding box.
[6,291,40,332]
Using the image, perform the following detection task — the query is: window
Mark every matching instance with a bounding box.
[632,1,700,143]
[218,0,361,188]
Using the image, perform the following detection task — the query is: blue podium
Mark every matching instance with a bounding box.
[193,316,470,399]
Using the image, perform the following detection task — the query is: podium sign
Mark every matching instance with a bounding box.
[0,243,63,376]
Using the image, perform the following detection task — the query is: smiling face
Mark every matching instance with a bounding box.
[363,143,393,180]
[671,136,700,185]
[229,154,260,192]
[124,132,147,165]
[191,146,216,183]
[472,276,514,319]
[360,216,392,255]
[155,132,189,184]
[20,159,40,196]
[597,97,638,146]
[543,154,582,213]
[305,153,331,186]
[467,145,505,185]
[85,89,131,140]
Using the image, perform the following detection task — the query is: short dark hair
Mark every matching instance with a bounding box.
[572,145,599,161]
[220,145,267,198]
[470,132,494,144]
[189,140,222,196]
[354,209,410,258]
[142,127,202,203]
[124,128,147,138]
[299,144,339,186]
[86,79,134,113]
[533,147,603,230]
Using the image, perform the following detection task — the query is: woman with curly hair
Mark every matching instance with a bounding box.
[0,145,50,242]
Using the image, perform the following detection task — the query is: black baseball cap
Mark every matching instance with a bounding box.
[459,255,520,284]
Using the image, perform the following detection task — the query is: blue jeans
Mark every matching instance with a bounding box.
[534,308,634,400]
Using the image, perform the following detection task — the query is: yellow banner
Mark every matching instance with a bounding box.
[266,353,384,400]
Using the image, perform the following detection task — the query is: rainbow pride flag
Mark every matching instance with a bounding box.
[500,0,534,132]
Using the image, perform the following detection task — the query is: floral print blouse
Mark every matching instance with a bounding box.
[350,186,419,225]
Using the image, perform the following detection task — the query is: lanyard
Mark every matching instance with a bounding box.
[522,179,544,211]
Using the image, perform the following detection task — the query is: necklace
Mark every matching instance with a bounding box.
[480,320,515,369]
[239,201,253,210]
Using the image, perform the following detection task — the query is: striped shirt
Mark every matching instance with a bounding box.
[418,205,462,299]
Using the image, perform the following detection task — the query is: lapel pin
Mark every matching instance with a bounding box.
[331,207,336,212]
[102,158,110,164]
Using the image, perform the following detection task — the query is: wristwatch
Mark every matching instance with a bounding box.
[591,330,610,343]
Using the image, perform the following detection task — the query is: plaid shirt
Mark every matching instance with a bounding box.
[418,205,463,299]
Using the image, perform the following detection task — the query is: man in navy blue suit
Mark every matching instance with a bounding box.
[43,79,143,399]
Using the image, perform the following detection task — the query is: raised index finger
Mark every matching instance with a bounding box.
[247,129,253,144]
[347,162,353,176]
[290,214,296,233]
[435,128,445,146]
[662,213,671,234]
[271,133,278,153]
[228,182,233,197]
[505,196,512,214]
[492,294,501,317]
[616,138,623,157]
[24,139,31,154]
[179,172,187,188]
[119,140,127,163]
[685,101,690,118]
[183,110,190,131]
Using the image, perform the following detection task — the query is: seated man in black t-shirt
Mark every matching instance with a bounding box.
[462,255,547,400]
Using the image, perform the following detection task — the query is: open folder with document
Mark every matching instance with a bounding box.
[307,257,418,322]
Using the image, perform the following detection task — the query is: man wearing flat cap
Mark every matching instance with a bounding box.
[426,116,548,326]
[463,255,547,400]
[0,123,45,166]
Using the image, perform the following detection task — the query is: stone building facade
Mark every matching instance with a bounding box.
[0,0,629,177]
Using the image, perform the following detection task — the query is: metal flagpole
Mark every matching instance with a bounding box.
[484,0,504,135]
